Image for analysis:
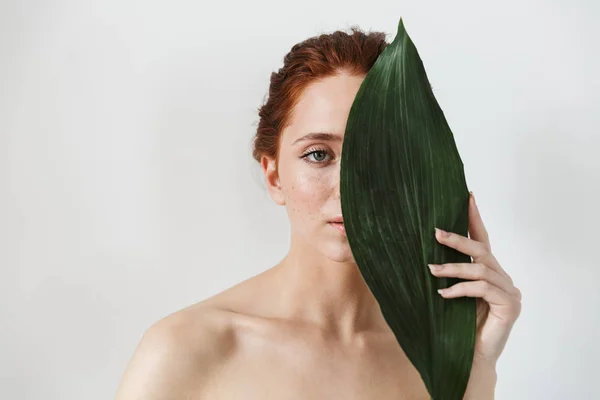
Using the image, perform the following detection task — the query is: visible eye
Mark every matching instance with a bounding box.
[301,148,333,164]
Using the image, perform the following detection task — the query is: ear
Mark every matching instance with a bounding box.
[261,155,285,206]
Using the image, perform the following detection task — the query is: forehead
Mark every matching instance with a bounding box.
[282,73,365,144]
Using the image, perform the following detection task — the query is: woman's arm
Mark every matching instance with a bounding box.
[462,360,498,400]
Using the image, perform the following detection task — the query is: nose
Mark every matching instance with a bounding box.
[333,161,341,200]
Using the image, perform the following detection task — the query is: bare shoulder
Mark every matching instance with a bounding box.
[114,269,276,399]
[114,301,237,400]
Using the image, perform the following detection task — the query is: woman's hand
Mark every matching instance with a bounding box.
[428,192,522,367]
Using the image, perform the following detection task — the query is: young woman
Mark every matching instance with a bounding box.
[115,26,521,400]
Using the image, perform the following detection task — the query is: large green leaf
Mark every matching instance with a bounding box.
[340,18,476,400]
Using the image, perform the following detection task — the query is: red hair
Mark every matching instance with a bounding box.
[252,26,389,171]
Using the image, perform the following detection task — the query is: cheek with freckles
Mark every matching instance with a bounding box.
[284,174,330,234]
[282,164,353,262]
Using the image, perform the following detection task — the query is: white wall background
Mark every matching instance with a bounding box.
[1,0,598,398]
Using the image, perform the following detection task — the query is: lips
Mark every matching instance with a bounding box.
[328,221,346,235]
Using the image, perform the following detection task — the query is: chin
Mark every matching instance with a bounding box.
[322,243,355,263]
[331,254,355,263]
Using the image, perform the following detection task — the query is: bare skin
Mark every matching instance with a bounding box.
[115,72,431,400]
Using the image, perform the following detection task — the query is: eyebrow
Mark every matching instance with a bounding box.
[292,132,343,145]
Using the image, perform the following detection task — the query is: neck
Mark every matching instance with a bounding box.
[269,231,387,342]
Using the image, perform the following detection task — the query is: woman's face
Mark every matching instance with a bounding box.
[261,72,366,263]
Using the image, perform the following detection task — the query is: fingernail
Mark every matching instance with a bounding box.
[428,264,444,271]
[470,191,476,204]
[435,228,450,238]
[437,288,446,295]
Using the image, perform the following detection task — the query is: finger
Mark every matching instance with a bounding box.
[468,192,491,252]
[435,227,488,259]
[438,280,519,317]
[435,228,512,283]
[428,262,517,296]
